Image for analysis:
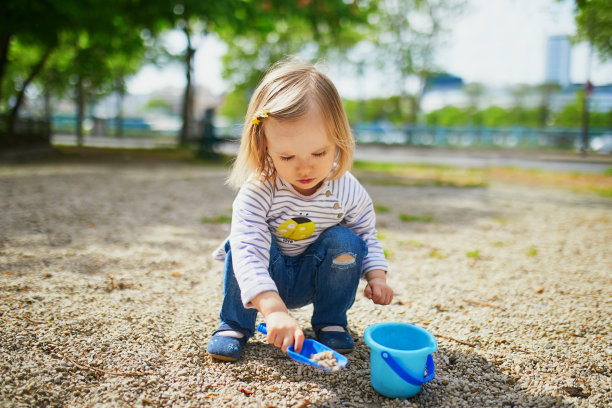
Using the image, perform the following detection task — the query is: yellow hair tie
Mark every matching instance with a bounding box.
[252,109,269,125]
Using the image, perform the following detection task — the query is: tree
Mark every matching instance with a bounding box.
[463,82,485,125]
[565,0,612,152]
[218,0,374,97]
[373,0,466,124]
[66,25,147,144]
[160,1,256,146]
[535,82,561,127]
[1,0,169,147]
[571,0,612,61]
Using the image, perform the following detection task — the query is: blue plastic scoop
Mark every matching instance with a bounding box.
[257,323,347,372]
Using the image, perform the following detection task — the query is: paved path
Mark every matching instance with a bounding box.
[52,134,612,174]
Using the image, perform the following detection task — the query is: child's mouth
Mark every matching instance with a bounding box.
[297,178,315,185]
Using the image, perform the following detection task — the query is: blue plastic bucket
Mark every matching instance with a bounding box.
[364,322,437,398]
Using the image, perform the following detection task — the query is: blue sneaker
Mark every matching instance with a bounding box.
[315,326,354,354]
[206,331,247,362]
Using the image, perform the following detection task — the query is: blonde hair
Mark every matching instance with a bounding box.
[228,57,355,188]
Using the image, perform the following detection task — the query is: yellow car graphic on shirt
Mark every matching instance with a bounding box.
[277,217,315,241]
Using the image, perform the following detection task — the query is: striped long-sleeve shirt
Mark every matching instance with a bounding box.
[214,171,388,308]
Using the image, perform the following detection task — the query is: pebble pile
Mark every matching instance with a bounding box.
[1,156,610,407]
[310,351,342,373]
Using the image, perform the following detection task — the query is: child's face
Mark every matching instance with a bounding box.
[265,104,336,196]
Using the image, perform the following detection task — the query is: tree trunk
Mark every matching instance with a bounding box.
[0,34,12,104]
[413,74,429,126]
[7,46,52,134]
[115,78,124,138]
[179,28,196,146]
[76,77,85,147]
[581,90,590,155]
[43,86,52,124]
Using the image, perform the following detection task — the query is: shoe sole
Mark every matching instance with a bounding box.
[208,353,239,362]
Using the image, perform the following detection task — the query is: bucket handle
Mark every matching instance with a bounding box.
[381,352,435,386]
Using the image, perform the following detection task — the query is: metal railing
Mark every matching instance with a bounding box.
[349,124,610,151]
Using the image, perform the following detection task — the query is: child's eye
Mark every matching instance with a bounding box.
[313,151,327,158]
[280,156,294,161]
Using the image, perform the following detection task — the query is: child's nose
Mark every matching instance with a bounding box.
[296,158,312,173]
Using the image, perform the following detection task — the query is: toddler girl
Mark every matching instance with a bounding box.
[207,58,393,362]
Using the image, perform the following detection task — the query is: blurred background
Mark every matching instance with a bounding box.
[1,0,611,158]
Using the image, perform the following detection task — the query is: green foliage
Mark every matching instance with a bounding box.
[1,0,165,119]
[426,105,469,126]
[371,0,467,122]
[424,92,612,129]
[465,249,480,259]
[399,214,434,223]
[373,204,391,214]
[218,88,250,121]
[550,90,612,129]
[428,250,444,259]
[201,215,232,224]
[572,0,612,61]
[145,99,174,114]
[344,96,406,125]
[218,0,375,93]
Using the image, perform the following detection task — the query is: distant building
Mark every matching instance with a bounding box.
[551,83,612,113]
[545,35,571,89]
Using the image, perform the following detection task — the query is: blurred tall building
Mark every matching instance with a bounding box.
[545,35,571,88]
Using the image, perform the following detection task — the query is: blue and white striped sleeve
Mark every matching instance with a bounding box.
[229,181,279,307]
[340,173,389,275]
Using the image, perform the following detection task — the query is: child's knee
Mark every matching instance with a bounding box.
[325,226,364,250]
[333,253,356,266]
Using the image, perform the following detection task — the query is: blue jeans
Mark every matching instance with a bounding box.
[216,226,367,338]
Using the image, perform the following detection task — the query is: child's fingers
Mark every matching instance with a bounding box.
[364,284,373,299]
[378,287,394,305]
[371,284,382,302]
[267,332,280,348]
[281,335,293,352]
[293,329,305,354]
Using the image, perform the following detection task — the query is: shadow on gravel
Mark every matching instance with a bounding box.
[413,348,575,408]
[223,340,575,407]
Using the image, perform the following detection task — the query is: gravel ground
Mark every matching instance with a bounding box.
[0,154,610,407]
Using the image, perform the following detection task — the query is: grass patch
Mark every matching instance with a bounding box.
[593,188,612,198]
[201,215,232,224]
[492,241,506,248]
[491,217,510,225]
[399,214,434,223]
[354,159,612,197]
[374,204,391,213]
[490,166,612,197]
[375,230,388,240]
[466,249,481,259]
[429,250,444,259]
[353,160,488,188]
[526,246,538,257]
[400,240,423,248]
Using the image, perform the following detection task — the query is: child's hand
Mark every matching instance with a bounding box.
[364,270,394,305]
[252,291,305,353]
[265,311,305,353]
